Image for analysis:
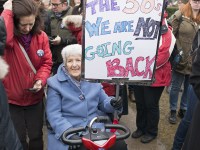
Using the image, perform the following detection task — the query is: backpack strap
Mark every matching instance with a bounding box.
[18,42,36,74]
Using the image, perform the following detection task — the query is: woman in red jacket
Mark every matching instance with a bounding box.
[131,0,173,143]
[2,0,52,149]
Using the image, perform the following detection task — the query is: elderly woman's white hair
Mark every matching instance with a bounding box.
[61,44,82,64]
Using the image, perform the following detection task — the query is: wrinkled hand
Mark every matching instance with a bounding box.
[3,0,12,10]
[51,35,61,45]
[32,80,42,92]
[110,96,123,110]
[68,134,82,150]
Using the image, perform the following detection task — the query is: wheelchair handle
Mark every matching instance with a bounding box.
[96,116,110,123]
[61,124,130,145]
[105,124,131,140]
[62,127,85,145]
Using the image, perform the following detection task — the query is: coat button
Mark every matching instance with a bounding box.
[83,118,87,122]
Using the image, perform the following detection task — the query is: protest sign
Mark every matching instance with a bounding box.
[84,0,164,82]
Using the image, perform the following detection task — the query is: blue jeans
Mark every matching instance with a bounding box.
[169,70,189,110]
[172,85,198,150]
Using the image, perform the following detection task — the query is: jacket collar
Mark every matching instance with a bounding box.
[57,64,69,82]
[51,6,71,20]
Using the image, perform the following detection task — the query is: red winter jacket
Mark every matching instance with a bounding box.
[1,10,52,106]
[101,82,115,96]
[151,13,172,87]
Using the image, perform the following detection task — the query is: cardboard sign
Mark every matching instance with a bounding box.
[84,0,164,82]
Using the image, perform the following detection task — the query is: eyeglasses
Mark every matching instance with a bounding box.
[51,2,62,7]
[192,0,200,4]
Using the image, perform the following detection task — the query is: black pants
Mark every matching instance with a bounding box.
[9,101,44,150]
[77,140,127,150]
[133,85,164,136]
[0,81,23,150]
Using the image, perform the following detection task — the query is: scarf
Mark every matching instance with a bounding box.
[20,34,32,51]
[62,66,81,88]
[54,7,71,19]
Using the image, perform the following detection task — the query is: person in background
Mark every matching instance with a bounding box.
[62,0,82,44]
[172,85,198,150]
[182,28,200,150]
[33,0,50,33]
[69,0,80,7]
[47,0,77,74]
[171,28,200,150]
[2,0,52,149]
[131,0,173,143]
[0,15,23,150]
[166,1,186,94]
[46,44,127,150]
[42,0,51,9]
[168,0,200,124]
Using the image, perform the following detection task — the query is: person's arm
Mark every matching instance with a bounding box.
[190,44,200,100]
[97,84,115,113]
[0,17,6,56]
[60,34,77,46]
[62,15,83,44]
[1,0,14,49]
[33,32,53,87]
[156,26,171,68]
[46,83,73,139]
[0,82,23,150]
[172,11,182,50]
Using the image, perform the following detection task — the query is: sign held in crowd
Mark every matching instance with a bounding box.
[84,0,164,82]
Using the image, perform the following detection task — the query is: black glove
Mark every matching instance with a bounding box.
[68,134,82,150]
[110,96,122,110]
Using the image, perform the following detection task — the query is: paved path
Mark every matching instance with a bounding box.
[121,101,167,150]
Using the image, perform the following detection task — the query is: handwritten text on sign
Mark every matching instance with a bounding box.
[84,0,164,80]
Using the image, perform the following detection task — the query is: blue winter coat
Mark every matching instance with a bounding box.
[46,64,115,150]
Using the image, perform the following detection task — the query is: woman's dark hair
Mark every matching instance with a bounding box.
[13,0,42,36]
[72,0,83,15]
[0,0,6,14]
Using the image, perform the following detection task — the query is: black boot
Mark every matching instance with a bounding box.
[131,129,144,138]
[141,134,156,143]
[178,109,186,118]
[169,110,177,124]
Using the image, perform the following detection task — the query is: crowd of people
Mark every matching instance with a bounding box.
[0,0,200,150]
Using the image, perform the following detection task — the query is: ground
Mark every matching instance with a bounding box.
[121,87,181,150]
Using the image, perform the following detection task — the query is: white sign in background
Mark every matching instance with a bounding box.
[84,0,164,81]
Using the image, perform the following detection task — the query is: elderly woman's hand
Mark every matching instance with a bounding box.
[3,0,12,10]
[110,96,123,110]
